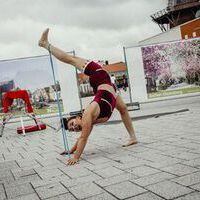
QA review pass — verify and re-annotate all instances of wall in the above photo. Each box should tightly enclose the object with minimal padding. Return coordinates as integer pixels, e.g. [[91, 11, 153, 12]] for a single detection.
[[125, 47, 148, 102], [56, 59, 81, 114], [139, 26, 181, 46], [180, 18, 200, 39]]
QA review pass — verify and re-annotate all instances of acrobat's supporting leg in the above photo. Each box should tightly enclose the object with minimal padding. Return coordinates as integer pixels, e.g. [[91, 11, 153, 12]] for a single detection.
[[0, 114, 13, 137]]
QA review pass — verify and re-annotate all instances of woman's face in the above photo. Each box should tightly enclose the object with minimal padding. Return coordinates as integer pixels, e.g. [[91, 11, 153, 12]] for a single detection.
[[67, 117, 82, 132]]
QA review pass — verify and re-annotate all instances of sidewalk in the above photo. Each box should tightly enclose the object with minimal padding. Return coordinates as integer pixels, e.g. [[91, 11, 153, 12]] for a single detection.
[[0, 96, 200, 200]]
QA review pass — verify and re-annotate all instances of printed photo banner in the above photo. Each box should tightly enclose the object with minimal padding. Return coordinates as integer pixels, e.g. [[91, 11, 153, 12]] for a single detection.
[[141, 37, 200, 99], [0, 55, 62, 116]]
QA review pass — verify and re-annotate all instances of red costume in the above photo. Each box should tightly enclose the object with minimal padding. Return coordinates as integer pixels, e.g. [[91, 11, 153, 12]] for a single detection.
[[83, 61, 116, 119]]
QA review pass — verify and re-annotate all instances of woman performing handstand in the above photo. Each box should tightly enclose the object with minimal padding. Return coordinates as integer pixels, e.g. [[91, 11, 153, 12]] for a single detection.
[[39, 28, 137, 165]]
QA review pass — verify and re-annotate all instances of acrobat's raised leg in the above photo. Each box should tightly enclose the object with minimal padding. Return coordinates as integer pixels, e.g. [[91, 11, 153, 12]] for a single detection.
[[38, 28, 88, 71]]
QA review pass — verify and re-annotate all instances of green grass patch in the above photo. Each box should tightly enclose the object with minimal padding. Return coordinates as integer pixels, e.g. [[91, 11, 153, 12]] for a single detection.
[[148, 86, 200, 99], [0, 104, 64, 120]]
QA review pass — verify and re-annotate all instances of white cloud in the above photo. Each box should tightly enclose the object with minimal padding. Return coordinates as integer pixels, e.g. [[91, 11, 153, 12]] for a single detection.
[[0, 0, 166, 62]]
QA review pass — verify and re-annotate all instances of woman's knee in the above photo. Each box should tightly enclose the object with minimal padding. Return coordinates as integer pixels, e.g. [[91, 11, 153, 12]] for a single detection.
[[116, 103, 128, 115]]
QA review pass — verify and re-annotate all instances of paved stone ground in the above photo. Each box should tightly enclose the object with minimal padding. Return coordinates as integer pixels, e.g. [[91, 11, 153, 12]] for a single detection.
[[0, 95, 200, 200]]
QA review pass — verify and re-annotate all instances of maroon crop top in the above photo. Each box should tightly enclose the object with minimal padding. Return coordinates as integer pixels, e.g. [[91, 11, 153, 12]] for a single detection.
[[83, 61, 113, 94]]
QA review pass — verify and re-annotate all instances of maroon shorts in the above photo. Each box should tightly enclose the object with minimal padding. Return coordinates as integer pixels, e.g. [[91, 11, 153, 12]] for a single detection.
[[92, 90, 116, 120]]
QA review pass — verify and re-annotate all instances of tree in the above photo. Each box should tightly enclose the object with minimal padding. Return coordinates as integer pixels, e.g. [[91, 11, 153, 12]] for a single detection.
[[141, 38, 200, 87]]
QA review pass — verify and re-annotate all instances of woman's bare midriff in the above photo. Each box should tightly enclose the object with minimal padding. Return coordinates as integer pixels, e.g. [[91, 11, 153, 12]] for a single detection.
[[97, 84, 117, 98]]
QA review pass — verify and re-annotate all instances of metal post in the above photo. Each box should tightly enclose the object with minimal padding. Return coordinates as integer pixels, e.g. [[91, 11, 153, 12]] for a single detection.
[[48, 52, 70, 158], [73, 50, 83, 112]]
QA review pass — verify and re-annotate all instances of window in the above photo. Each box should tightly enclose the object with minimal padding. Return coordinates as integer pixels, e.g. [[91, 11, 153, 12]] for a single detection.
[[176, 0, 188, 5]]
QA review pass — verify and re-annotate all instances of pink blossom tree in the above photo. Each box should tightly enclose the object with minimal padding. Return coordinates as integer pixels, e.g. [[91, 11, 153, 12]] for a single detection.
[[141, 38, 200, 89]]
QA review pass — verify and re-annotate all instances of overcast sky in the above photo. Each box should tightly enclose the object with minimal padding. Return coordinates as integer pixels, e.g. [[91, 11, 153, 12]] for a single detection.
[[0, 0, 167, 63]]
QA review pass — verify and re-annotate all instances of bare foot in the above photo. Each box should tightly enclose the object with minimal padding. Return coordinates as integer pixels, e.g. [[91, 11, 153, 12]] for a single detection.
[[38, 28, 50, 48], [122, 139, 138, 147]]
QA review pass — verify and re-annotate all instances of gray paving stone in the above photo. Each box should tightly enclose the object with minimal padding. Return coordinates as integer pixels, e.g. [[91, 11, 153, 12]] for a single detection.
[[126, 165, 161, 177], [146, 180, 193, 199], [35, 168, 64, 180], [15, 174, 41, 184], [161, 164, 199, 176], [175, 192, 200, 200], [85, 192, 117, 200], [0, 174, 15, 184], [31, 175, 70, 188], [190, 183, 200, 191], [112, 159, 151, 170], [32, 179, 58, 188], [9, 193, 40, 200], [68, 182, 104, 199], [0, 169, 13, 179], [111, 155, 148, 163], [0, 96, 200, 200], [131, 152, 164, 162], [45, 192, 76, 200], [36, 158, 64, 167], [0, 184, 6, 200], [95, 172, 138, 187], [21, 164, 42, 171], [183, 158, 200, 168], [93, 166, 124, 178], [61, 174, 102, 188], [127, 192, 164, 200], [16, 159, 40, 168], [104, 181, 146, 199], [85, 156, 112, 165], [4, 182, 34, 199], [85, 163, 112, 171], [144, 142, 176, 151], [12, 169, 36, 179], [35, 182, 68, 199], [126, 145, 152, 153], [0, 160, 19, 170], [172, 172, 200, 186], [132, 172, 176, 187], [3, 153, 23, 161], [147, 158, 183, 169], [170, 152, 200, 160], [60, 166, 92, 178]]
